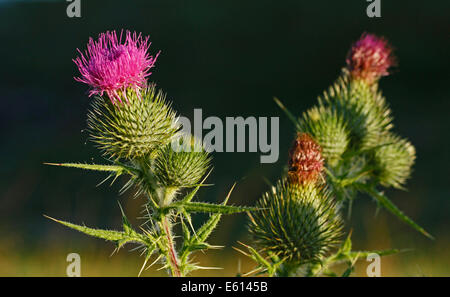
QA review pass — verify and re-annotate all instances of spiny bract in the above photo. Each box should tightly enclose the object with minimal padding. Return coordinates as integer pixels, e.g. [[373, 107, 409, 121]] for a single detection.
[[87, 85, 178, 160], [249, 180, 343, 264], [154, 135, 211, 188]]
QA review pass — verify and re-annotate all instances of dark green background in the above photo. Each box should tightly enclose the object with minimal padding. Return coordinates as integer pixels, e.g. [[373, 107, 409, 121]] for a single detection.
[[0, 0, 448, 275]]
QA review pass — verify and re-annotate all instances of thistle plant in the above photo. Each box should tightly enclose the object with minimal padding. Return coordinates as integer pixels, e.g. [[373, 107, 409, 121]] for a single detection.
[[237, 33, 429, 277], [242, 134, 344, 276], [45, 30, 254, 277]]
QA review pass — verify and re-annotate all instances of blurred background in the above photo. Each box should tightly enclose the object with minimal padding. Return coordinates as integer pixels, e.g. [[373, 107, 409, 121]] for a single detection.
[[0, 0, 449, 276]]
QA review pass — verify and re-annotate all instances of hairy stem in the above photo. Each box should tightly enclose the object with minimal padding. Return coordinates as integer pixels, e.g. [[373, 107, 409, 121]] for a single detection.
[[139, 156, 183, 277], [158, 186, 182, 276], [161, 216, 182, 277]]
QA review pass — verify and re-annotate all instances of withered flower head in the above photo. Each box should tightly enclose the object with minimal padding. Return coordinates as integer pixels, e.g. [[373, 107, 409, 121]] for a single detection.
[[288, 133, 324, 185]]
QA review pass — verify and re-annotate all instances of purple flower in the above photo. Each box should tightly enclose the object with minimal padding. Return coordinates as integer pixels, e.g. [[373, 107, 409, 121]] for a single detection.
[[74, 30, 160, 104], [346, 33, 395, 84]]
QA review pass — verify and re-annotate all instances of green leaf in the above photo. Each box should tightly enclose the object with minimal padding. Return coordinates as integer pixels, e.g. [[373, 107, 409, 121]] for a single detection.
[[117, 202, 132, 234], [184, 243, 210, 252], [273, 97, 298, 126], [180, 184, 237, 273], [181, 183, 202, 204], [234, 242, 272, 271], [245, 245, 272, 270], [181, 169, 213, 204], [233, 241, 285, 277], [313, 239, 401, 277], [196, 213, 222, 243], [44, 215, 148, 246], [44, 162, 140, 184], [341, 266, 354, 277], [340, 231, 353, 254], [355, 183, 434, 239], [322, 271, 338, 277], [348, 249, 401, 259], [45, 162, 125, 173], [138, 250, 154, 277], [340, 251, 360, 277], [329, 248, 401, 268], [196, 183, 236, 242], [181, 217, 191, 242], [164, 183, 255, 215], [181, 184, 236, 258], [182, 202, 256, 214]]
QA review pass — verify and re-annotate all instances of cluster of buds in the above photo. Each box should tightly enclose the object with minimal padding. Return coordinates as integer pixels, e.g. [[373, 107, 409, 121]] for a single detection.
[[247, 32, 423, 276]]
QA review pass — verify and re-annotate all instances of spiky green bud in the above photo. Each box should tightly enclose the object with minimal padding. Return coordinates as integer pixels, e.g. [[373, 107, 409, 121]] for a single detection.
[[372, 133, 416, 189], [297, 106, 349, 166], [154, 135, 211, 188], [249, 180, 343, 265], [87, 85, 178, 160], [319, 73, 393, 150]]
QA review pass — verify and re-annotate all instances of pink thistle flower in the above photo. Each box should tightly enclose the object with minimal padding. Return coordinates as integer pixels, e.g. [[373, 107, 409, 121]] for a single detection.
[[288, 133, 324, 185], [73, 30, 160, 104], [346, 33, 395, 84]]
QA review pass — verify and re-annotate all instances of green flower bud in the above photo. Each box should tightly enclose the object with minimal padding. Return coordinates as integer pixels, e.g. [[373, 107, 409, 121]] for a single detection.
[[298, 106, 349, 166], [154, 135, 211, 188], [249, 180, 343, 265], [87, 85, 178, 160], [372, 133, 416, 189], [320, 73, 393, 151]]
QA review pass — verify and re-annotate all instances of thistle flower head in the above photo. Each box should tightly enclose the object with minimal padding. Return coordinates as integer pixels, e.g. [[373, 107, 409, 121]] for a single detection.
[[74, 30, 160, 104], [87, 85, 178, 160], [249, 180, 343, 265], [288, 133, 324, 185], [346, 33, 395, 84]]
